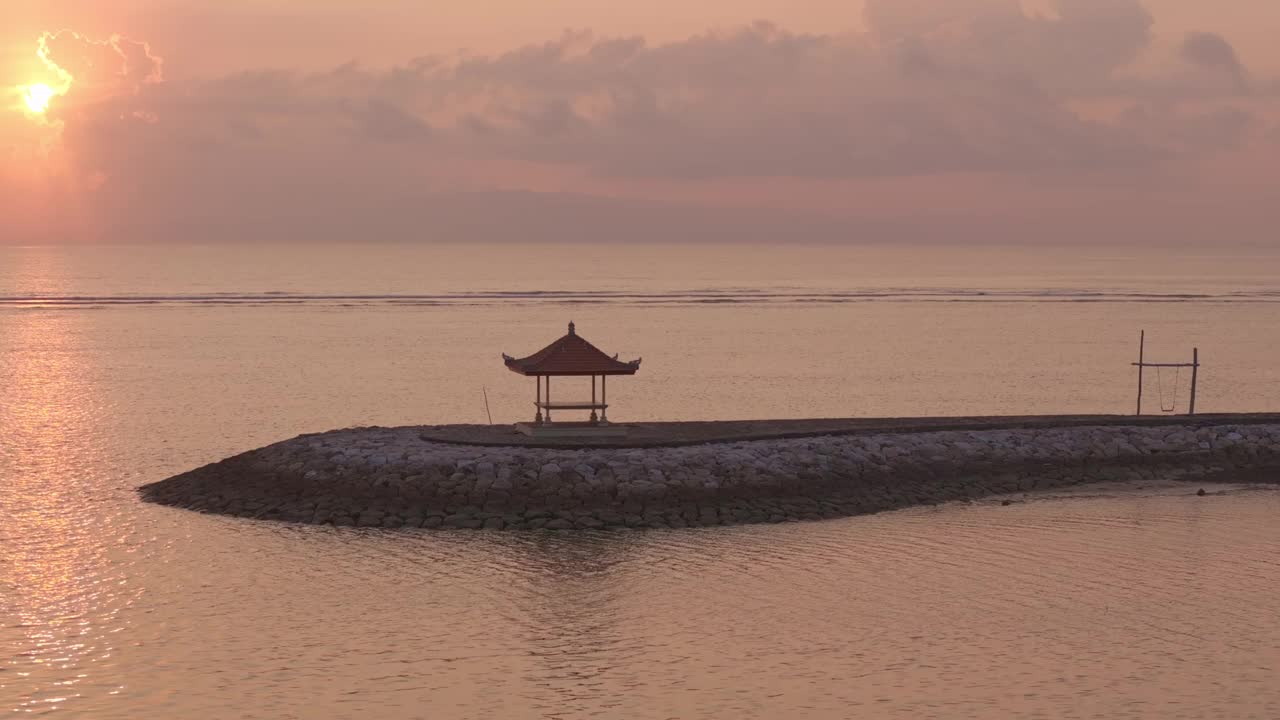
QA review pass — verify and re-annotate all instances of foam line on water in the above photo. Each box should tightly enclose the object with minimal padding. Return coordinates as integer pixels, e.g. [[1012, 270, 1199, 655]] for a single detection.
[[1, 287, 1277, 309]]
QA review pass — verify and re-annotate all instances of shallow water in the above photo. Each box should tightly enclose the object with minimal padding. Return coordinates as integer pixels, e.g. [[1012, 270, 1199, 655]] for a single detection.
[[9, 480, 1280, 719], [2, 242, 1279, 718]]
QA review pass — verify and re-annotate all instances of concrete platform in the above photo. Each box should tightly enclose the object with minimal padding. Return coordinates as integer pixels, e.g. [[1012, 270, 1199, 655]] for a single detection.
[[417, 413, 1280, 449], [515, 422, 629, 438]]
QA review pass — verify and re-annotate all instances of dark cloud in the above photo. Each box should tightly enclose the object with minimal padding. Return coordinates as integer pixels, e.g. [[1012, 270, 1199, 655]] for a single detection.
[[1180, 32, 1248, 90], [864, 0, 1153, 90], [1118, 103, 1257, 152], [326, 17, 1169, 179], [1178, 107, 1256, 150], [349, 99, 432, 143]]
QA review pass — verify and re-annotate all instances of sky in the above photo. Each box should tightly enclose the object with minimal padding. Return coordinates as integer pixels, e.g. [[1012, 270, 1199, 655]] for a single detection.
[[1, 0, 1278, 244]]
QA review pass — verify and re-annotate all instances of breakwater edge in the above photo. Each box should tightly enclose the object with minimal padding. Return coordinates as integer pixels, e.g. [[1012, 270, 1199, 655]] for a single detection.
[[140, 416, 1280, 529]]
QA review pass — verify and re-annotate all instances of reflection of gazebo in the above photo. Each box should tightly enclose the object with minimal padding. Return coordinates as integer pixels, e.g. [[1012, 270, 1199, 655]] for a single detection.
[[504, 322, 641, 434]]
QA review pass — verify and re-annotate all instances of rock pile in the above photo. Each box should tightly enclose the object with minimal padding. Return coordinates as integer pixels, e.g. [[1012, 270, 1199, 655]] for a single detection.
[[140, 423, 1280, 529]]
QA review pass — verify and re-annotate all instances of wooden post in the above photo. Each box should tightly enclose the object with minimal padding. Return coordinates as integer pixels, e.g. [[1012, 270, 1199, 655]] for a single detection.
[[546, 375, 552, 423], [1189, 348, 1199, 416], [535, 376, 543, 424], [590, 375, 598, 424], [1136, 330, 1145, 416], [601, 375, 608, 423]]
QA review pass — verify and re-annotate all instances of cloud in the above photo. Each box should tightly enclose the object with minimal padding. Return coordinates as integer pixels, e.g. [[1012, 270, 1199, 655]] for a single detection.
[[50, 8, 1253, 182], [326, 18, 1168, 179], [1179, 32, 1248, 90], [1117, 103, 1257, 152], [39, 30, 163, 96], [349, 99, 433, 143], [4, 1, 1279, 244], [864, 0, 1153, 91]]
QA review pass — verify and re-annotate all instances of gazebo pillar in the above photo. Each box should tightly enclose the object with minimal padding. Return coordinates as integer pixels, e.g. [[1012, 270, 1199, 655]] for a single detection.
[[535, 376, 543, 424], [590, 375, 599, 423], [600, 375, 608, 424]]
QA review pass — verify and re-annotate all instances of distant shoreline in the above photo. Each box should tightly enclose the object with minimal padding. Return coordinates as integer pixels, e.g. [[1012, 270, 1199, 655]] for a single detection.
[[140, 415, 1280, 530]]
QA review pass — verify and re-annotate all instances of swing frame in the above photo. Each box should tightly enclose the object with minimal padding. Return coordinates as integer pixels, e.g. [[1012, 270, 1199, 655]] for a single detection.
[[1132, 330, 1200, 416]]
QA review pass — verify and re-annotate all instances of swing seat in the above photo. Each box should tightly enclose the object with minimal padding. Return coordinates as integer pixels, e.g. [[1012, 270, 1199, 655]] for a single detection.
[[1155, 366, 1181, 413]]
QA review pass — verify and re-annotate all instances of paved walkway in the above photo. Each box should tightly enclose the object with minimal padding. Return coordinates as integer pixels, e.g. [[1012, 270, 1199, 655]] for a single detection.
[[414, 413, 1280, 449]]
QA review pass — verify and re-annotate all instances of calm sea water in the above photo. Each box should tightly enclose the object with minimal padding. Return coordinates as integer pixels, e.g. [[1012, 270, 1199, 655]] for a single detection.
[[2, 242, 1279, 718]]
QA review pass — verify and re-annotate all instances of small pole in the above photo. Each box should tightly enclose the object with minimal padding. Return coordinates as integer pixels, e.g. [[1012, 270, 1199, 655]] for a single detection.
[[535, 376, 543, 424], [1189, 348, 1199, 416], [601, 375, 608, 424], [1136, 330, 1145, 416], [483, 386, 493, 425], [546, 375, 552, 423]]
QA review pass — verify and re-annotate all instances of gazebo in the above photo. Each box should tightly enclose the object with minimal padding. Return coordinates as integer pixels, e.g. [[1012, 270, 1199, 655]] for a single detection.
[[503, 321, 641, 434]]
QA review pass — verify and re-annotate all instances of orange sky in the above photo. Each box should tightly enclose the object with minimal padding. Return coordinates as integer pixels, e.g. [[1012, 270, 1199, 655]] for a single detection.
[[2, 0, 1278, 244], [7, 0, 1280, 77]]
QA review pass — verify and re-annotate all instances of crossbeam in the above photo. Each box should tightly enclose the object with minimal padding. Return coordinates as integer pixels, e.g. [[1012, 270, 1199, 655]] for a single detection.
[[1131, 362, 1199, 368]]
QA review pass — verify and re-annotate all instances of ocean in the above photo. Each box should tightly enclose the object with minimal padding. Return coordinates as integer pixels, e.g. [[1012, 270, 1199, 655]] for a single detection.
[[2, 241, 1279, 718]]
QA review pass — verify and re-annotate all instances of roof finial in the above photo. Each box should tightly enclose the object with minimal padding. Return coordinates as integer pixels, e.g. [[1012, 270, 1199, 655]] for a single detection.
[[568, 320, 576, 336]]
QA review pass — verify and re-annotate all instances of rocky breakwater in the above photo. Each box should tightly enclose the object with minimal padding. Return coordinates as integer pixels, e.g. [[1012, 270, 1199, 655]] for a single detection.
[[141, 423, 1280, 529]]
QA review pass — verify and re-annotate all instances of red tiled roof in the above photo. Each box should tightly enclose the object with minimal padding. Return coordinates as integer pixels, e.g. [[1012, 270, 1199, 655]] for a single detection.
[[504, 322, 641, 376]]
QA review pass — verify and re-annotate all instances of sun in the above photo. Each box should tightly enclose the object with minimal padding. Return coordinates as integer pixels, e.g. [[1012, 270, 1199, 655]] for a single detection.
[[23, 83, 56, 114]]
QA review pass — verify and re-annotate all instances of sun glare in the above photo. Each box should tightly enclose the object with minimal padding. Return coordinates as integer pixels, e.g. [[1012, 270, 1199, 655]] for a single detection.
[[23, 84, 56, 114]]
